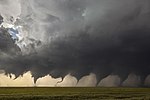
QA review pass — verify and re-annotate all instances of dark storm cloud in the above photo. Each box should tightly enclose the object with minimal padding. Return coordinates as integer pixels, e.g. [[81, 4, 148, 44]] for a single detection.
[[0, 0, 150, 86], [0, 28, 20, 55]]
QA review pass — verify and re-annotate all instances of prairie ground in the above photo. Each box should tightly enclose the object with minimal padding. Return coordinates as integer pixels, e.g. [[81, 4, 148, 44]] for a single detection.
[[0, 87, 149, 100]]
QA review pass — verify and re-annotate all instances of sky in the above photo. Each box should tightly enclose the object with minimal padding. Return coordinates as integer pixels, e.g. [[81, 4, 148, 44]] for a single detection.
[[0, 0, 150, 87]]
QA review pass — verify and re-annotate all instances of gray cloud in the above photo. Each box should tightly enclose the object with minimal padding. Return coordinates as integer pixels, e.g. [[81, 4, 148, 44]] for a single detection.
[[0, 28, 20, 55], [0, 0, 150, 86]]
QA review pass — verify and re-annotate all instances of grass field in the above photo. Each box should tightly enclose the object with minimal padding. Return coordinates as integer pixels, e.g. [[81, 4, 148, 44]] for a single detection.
[[0, 87, 149, 100]]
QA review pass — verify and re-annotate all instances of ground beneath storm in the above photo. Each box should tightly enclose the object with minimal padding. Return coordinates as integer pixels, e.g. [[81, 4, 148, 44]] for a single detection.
[[0, 87, 149, 100]]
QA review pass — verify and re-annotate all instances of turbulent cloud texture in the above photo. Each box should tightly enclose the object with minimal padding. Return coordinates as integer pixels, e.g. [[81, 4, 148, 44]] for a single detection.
[[0, 0, 150, 86]]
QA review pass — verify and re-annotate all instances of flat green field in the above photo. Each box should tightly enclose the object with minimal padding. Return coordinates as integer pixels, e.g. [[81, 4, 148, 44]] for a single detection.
[[0, 87, 149, 100]]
